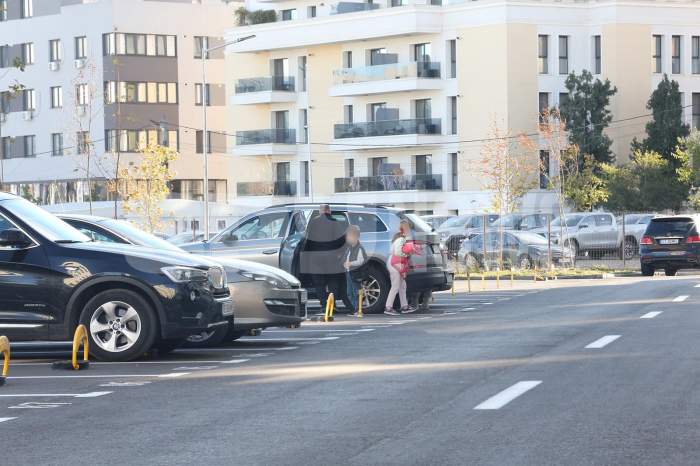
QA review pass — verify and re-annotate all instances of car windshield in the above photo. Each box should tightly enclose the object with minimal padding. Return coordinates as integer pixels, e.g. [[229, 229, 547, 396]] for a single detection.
[[646, 218, 697, 237], [515, 232, 549, 245], [4, 198, 90, 243], [551, 214, 584, 227], [490, 215, 519, 228], [102, 219, 183, 252], [440, 216, 468, 229], [404, 214, 433, 233]]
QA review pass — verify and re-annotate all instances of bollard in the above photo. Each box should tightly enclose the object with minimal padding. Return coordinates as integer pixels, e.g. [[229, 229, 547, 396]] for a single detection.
[[0, 335, 9, 387], [510, 267, 514, 287], [496, 268, 500, 289], [357, 289, 364, 318], [323, 293, 335, 322], [481, 274, 485, 291], [467, 268, 471, 294], [52, 324, 90, 370]]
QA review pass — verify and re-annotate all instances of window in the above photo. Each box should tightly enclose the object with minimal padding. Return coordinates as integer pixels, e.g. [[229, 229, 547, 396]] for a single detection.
[[301, 161, 309, 196], [693, 93, 700, 130], [103, 33, 176, 57], [51, 133, 63, 156], [413, 43, 431, 62], [369, 48, 387, 66], [75, 36, 87, 59], [344, 159, 355, 178], [298, 56, 307, 92], [299, 109, 308, 143], [21, 0, 32, 18], [370, 157, 387, 176], [344, 105, 354, 124], [539, 150, 550, 189], [276, 162, 291, 182], [194, 36, 208, 59], [450, 153, 458, 191], [105, 129, 178, 152], [22, 43, 34, 65], [653, 35, 662, 73], [370, 102, 386, 122], [343, 51, 352, 68], [104, 81, 178, 104], [195, 130, 212, 154], [595, 214, 613, 227], [23, 89, 35, 111], [348, 212, 387, 233], [414, 98, 431, 120], [124, 33, 146, 55], [221, 212, 290, 243], [308, 5, 316, 18], [415, 155, 432, 175], [23, 135, 35, 157], [693, 37, 700, 74], [558, 36, 568, 74], [281, 9, 297, 20], [195, 83, 210, 106], [593, 35, 601, 74], [672, 35, 681, 74], [76, 83, 89, 106], [49, 39, 62, 62], [0, 0, 7, 21], [450, 96, 457, 135], [1, 136, 10, 159], [538, 35, 548, 74], [538, 92, 549, 123], [50, 86, 63, 108], [448, 39, 457, 78], [76, 131, 90, 154]]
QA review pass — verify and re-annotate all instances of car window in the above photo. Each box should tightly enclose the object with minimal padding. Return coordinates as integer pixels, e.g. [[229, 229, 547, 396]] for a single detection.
[[646, 218, 698, 237], [580, 216, 596, 228], [65, 220, 121, 243], [595, 215, 613, 226], [289, 212, 307, 235], [440, 216, 468, 229], [222, 212, 289, 242], [348, 212, 387, 233], [503, 233, 519, 248], [0, 213, 15, 233]]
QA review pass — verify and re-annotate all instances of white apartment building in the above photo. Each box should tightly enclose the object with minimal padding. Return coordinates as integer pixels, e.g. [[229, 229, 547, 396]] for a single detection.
[[0, 0, 238, 233], [224, 0, 700, 215]]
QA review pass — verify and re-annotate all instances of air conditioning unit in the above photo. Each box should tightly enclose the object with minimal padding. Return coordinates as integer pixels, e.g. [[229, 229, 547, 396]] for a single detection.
[[76, 105, 87, 116], [74, 58, 86, 69], [48, 61, 60, 72], [23, 110, 34, 121]]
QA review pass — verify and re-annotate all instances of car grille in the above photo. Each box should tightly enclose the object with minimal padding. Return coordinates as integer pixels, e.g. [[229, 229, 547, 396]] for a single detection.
[[264, 299, 300, 316]]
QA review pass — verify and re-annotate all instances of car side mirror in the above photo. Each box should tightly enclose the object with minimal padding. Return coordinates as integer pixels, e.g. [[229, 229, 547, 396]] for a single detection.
[[579, 224, 589, 229], [224, 234, 238, 244], [0, 228, 31, 248]]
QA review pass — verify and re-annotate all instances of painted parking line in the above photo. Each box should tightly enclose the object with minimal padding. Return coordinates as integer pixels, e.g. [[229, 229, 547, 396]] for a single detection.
[[694, 284, 700, 288], [264, 329, 375, 333], [8, 373, 190, 380], [0, 391, 112, 398], [474, 381, 542, 410], [0, 417, 17, 423], [640, 311, 663, 319], [238, 337, 339, 342], [673, 295, 689, 302], [585, 335, 621, 349], [12, 358, 250, 367], [175, 346, 299, 353]]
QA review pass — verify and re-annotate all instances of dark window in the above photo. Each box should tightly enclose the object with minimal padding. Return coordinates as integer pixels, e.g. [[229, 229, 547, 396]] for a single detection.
[[693, 93, 700, 130], [348, 212, 387, 232], [672, 35, 681, 74], [75, 36, 87, 59], [539, 92, 549, 123], [593, 35, 601, 74], [345, 159, 354, 177], [449, 39, 456, 78], [23, 135, 35, 157], [538, 35, 548, 74], [558, 35, 568, 74], [450, 96, 457, 135], [196, 130, 212, 154], [281, 9, 296, 20], [450, 153, 458, 191], [415, 155, 432, 175], [693, 36, 700, 74], [653, 35, 662, 73], [646, 218, 697, 237], [51, 133, 63, 156], [559, 92, 569, 109]]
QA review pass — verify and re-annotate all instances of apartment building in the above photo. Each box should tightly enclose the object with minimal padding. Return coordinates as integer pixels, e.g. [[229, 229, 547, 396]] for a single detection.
[[224, 0, 700, 215], [0, 0, 236, 232]]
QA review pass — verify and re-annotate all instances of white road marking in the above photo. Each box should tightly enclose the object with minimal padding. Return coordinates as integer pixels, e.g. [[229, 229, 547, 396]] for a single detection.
[[0, 417, 17, 423], [694, 284, 700, 288], [9, 373, 189, 380], [461, 307, 476, 311], [238, 337, 339, 342], [585, 335, 621, 349], [474, 381, 542, 410], [159, 372, 189, 378], [99, 381, 151, 387], [483, 303, 493, 305], [9, 402, 71, 409], [640, 311, 663, 319], [0, 391, 111, 398], [442, 312, 457, 315], [173, 366, 218, 371], [12, 359, 250, 366], [266, 328, 375, 333], [174, 346, 299, 353], [673, 295, 689, 302]]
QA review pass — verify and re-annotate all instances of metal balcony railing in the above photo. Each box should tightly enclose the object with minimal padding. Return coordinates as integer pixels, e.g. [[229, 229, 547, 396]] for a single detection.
[[237, 180, 297, 196], [235, 76, 296, 94], [332, 61, 441, 85], [331, 2, 380, 14], [236, 128, 297, 145], [334, 174, 442, 192], [334, 118, 441, 139]]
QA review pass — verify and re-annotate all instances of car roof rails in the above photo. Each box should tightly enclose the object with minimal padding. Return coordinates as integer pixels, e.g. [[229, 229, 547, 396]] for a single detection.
[[266, 202, 391, 209]]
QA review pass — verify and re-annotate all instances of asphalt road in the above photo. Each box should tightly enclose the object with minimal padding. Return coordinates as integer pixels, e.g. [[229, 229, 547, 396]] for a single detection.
[[1, 277, 700, 465]]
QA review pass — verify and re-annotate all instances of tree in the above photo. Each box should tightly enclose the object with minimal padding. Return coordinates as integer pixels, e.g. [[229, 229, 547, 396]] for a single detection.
[[120, 144, 177, 233], [631, 75, 689, 163], [559, 70, 618, 165]]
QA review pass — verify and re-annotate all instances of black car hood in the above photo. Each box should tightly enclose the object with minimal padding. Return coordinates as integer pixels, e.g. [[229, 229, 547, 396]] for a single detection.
[[60, 241, 221, 268]]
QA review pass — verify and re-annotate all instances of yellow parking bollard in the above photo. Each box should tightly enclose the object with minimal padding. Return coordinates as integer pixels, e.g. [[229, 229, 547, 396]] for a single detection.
[[481, 274, 485, 291], [52, 324, 90, 370], [496, 269, 500, 289], [0, 335, 10, 387], [357, 289, 364, 318], [323, 293, 335, 322]]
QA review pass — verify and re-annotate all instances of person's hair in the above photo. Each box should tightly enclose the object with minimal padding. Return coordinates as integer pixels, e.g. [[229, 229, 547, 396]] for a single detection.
[[392, 219, 411, 242], [347, 224, 360, 236], [319, 204, 331, 214]]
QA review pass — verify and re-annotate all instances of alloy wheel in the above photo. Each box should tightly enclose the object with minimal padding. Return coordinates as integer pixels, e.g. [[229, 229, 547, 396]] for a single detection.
[[89, 301, 142, 353], [361, 276, 381, 308]]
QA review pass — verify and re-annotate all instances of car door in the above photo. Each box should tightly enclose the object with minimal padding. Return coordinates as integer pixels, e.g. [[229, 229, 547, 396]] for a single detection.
[[595, 214, 617, 248], [0, 211, 52, 339], [577, 215, 596, 249], [208, 211, 291, 266], [279, 210, 308, 274]]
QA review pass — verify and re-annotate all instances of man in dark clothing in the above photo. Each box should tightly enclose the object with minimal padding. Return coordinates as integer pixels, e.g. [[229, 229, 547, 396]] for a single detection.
[[299, 204, 348, 310]]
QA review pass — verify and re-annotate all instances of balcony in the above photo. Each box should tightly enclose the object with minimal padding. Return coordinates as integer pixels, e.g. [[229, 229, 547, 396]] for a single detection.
[[237, 181, 297, 197], [331, 2, 380, 15], [334, 174, 442, 193], [332, 118, 444, 149], [330, 61, 442, 96], [232, 76, 297, 105], [232, 128, 297, 156]]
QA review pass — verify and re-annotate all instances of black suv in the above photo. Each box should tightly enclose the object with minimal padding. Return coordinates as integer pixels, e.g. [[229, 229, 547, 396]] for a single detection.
[[640, 215, 700, 276], [0, 193, 232, 361]]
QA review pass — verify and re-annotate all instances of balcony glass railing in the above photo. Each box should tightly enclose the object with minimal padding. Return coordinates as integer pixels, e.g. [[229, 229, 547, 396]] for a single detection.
[[235, 76, 295, 94], [334, 118, 441, 139], [335, 174, 442, 193], [333, 61, 440, 85], [236, 128, 297, 145], [237, 181, 297, 196], [331, 2, 380, 15]]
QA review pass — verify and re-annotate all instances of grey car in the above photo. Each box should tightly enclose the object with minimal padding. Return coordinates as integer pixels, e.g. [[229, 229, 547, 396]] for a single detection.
[[437, 214, 500, 258], [532, 212, 623, 258], [59, 214, 306, 348], [181, 204, 453, 314]]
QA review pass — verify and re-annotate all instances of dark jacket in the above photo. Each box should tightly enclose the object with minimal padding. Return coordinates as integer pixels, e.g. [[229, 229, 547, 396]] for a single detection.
[[299, 213, 348, 275], [344, 242, 368, 280]]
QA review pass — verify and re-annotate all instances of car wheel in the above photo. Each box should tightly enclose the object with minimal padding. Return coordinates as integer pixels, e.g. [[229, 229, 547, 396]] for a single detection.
[[80, 289, 157, 362], [623, 237, 638, 260], [517, 254, 533, 270], [153, 338, 186, 355], [641, 264, 655, 277], [360, 264, 389, 314], [183, 325, 230, 348], [665, 268, 678, 277]]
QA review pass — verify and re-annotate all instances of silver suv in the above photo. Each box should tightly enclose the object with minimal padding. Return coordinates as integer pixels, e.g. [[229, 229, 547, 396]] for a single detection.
[[532, 212, 623, 258], [181, 204, 453, 313]]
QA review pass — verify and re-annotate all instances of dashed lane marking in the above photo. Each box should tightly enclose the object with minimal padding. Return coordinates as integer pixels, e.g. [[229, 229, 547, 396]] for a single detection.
[[585, 335, 621, 349], [238, 337, 340, 342], [474, 381, 542, 410], [640, 311, 663, 319], [673, 295, 689, 302], [0, 391, 112, 398], [0, 417, 17, 423]]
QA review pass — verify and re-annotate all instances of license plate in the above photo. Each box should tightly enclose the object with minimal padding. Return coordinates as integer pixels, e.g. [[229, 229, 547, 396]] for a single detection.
[[659, 239, 679, 245], [221, 300, 234, 316], [670, 251, 685, 256]]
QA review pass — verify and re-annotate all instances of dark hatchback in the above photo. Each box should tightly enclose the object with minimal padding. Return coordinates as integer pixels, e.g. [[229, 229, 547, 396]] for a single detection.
[[0, 193, 232, 361], [640, 215, 700, 276]]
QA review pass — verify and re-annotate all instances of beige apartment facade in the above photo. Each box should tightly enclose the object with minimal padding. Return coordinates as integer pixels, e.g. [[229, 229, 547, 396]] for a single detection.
[[224, 0, 700, 215]]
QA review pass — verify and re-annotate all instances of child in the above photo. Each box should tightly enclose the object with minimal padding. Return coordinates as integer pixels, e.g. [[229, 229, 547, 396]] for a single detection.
[[343, 225, 367, 315]]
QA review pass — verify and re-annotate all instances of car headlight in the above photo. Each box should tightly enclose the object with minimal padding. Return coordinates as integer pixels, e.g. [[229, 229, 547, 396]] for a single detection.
[[161, 266, 208, 283], [207, 265, 227, 289], [240, 271, 291, 289]]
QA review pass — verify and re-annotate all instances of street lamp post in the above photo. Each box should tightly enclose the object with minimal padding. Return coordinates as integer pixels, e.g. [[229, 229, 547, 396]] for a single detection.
[[201, 34, 254, 239]]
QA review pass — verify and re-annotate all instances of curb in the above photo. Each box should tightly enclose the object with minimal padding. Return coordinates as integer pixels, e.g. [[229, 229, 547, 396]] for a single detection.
[[454, 272, 636, 281]]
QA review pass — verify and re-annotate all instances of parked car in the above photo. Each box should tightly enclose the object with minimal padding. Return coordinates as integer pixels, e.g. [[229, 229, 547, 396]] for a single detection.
[[532, 212, 623, 258], [168, 230, 218, 246], [458, 231, 575, 270], [488, 213, 550, 232], [181, 204, 453, 314], [437, 214, 500, 258], [618, 213, 655, 259], [59, 214, 305, 348], [421, 215, 453, 231], [0, 193, 232, 361], [639, 215, 700, 276]]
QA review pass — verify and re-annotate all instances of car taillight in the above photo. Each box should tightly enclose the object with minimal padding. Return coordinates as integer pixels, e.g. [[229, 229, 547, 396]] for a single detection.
[[687, 235, 700, 243], [640, 236, 653, 245]]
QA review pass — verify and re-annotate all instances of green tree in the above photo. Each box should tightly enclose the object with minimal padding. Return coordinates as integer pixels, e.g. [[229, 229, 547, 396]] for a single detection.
[[559, 70, 618, 165], [631, 75, 689, 163]]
